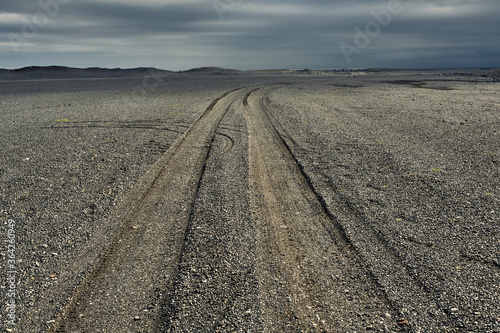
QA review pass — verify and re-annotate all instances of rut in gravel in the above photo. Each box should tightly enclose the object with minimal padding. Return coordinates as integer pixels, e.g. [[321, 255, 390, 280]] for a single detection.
[[48, 85, 399, 332], [244, 87, 398, 332], [156, 90, 262, 332], [47, 88, 252, 333]]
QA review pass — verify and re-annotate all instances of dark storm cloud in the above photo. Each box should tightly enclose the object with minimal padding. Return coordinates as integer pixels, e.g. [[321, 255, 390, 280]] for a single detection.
[[1, 0, 499, 69], [65, 2, 213, 32]]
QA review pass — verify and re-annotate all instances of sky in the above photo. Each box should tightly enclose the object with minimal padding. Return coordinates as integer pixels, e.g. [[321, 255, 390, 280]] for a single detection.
[[0, 0, 499, 70]]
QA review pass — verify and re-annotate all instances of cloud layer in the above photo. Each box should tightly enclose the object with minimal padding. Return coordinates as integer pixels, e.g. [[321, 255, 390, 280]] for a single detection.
[[1, 0, 499, 69]]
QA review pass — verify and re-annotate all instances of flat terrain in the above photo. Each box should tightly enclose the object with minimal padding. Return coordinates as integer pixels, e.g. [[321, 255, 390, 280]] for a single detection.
[[1, 69, 498, 332]]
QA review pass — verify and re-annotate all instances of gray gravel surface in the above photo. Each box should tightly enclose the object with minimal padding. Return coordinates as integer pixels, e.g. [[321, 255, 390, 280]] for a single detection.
[[0, 75, 223, 332], [1, 69, 498, 332], [158, 97, 262, 332], [0, 73, 312, 332], [267, 73, 499, 332]]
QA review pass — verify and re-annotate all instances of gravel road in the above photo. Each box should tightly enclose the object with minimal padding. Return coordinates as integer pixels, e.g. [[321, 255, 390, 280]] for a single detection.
[[1, 69, 498, 332], [266, 75, 499, 332]]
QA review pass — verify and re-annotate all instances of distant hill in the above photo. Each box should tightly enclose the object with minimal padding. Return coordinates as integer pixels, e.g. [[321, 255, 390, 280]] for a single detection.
[[294, 69, 326, 75], [181, 67, 240, 75], [0, 66, 173, 79], [0, 65, 246, 79], [13, 65, 80, 72]]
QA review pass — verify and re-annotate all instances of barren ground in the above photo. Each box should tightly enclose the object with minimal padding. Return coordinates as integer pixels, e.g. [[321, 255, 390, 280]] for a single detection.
[[1, 70, 498, 332]]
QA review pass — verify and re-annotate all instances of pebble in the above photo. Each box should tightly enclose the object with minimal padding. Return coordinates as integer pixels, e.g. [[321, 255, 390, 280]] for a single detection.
[[398, 318, 409, 326]]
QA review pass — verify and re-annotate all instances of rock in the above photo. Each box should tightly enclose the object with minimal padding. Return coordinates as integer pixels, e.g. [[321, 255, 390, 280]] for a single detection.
[[398, 318, 409, 326]]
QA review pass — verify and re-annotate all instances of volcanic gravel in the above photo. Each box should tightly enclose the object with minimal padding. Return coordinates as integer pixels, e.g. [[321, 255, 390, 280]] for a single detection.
[[1, 69, 498, 332], [0, 72, 312, 332], [267, 74, 499, 332]]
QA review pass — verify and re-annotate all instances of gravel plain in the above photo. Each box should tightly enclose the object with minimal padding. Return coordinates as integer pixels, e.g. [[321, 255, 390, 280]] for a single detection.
[[267, 73, 499, 332], [0, 68, 498, 332]]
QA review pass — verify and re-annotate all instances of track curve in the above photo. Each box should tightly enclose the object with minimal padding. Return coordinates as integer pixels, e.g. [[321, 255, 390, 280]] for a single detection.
[[245, 87, 398, 332], [47, 84, 403, 332], [47, 87, 254, 332]]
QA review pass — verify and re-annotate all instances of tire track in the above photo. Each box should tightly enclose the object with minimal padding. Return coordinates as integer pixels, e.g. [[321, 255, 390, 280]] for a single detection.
[[214, 131, 235, 156], [156, 91, 261, 332], [260, 91, 451, 331], [45, 83, 413, 332], [47, 87, 251, 333], [245, 87, 399, 332]]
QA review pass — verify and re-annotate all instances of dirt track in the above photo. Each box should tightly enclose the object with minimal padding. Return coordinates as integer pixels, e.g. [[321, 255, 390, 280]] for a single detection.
[[1, 71, 499, 332], [40, 85, 401, 332], [245, 87, 398, 331], [46, 88, 250, 332]]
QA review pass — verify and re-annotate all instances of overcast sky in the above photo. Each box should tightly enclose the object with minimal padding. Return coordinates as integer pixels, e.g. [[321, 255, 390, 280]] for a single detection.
[[1, 0, 499, 70]]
